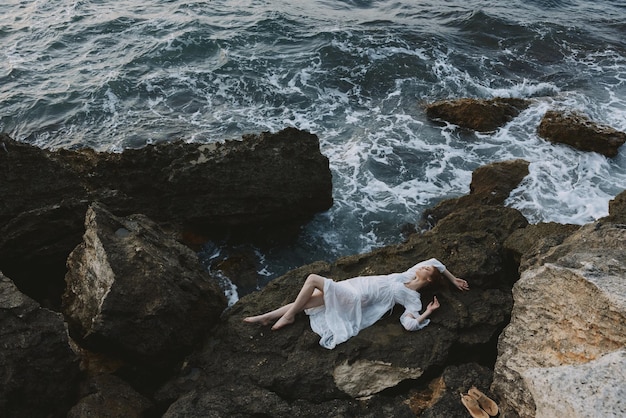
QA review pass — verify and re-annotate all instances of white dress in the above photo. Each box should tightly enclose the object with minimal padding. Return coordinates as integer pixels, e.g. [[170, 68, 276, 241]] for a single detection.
[[306, 258, 446, 349]]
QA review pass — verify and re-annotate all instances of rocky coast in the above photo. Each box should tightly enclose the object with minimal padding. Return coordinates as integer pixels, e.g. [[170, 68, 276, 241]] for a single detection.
[[1, 100, 624, 417]]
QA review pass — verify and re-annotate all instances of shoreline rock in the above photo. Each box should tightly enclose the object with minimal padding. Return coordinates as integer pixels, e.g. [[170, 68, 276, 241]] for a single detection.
[[0, 128, 332, 309], [0, 272, 80, 418], [538, 110, 626, 157], [425, 98, 531, 132], [1, 121, 624, 417], [63, 203, 227, 367], [492, 220, 626, 417], [424, 98, 626, 158], [152, 158, 532, 416]]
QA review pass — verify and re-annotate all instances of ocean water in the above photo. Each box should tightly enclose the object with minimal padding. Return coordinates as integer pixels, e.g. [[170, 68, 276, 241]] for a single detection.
[[2, 0, 625, 300]]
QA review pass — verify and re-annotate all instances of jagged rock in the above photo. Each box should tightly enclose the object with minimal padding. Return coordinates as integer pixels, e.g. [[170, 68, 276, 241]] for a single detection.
[[492, 221, 626, 417], [62, 203, 227, 367], [421, 159, 530, 229], [537, 110, 626, 157], [67, 374, 153, 418], [504, 222, 581, 270], [0, 272, 80, 417], [605, 189, 626, 223], [425, 98, 531, 132], [161, 380, 417, 418], [0, 199, 88, 310], [0, 128, 332, 307]]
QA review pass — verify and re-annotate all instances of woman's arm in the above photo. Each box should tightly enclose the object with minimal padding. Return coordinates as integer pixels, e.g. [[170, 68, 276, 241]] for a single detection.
[[403, 258, 469, 291], [400, 296, 440, 331], [442, 269, 469, 291], [402, 258, 446, 279]]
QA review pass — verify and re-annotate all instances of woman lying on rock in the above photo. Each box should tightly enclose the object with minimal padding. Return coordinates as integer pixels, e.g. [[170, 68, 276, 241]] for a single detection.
[[244, 258, 469, 349]]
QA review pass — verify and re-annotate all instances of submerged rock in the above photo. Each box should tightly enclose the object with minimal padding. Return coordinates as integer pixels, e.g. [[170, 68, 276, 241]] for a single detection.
[[425, 97, 531, 132], [63, 203, 227, 366], [537, 110, 626, 157], [0, 272, 80, 417]]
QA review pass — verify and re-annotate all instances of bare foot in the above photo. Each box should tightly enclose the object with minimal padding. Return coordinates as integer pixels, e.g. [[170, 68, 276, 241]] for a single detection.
[[243, 314, 272, 326], [271, 315, 294, 330]]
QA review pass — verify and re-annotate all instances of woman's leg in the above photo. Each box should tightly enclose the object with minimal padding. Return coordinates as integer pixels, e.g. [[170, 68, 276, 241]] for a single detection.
[[271, 274, 326, 330], [243, 274, 326, 327]]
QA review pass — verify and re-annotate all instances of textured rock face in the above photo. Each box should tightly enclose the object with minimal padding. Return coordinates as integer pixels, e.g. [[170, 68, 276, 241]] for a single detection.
[[0, 128, 332, 307], [537, 110, 626, 157], [332, 359, 423, 398], [606, 189, 626, 223], [0, 272, 80, 417], [67, 374, 153, 418], [63, 203, 227, 365], [421, 159, 529, 229], [492, 222, 626, 418], [425, 98, 531, 132], [0, 128, 332, 229]]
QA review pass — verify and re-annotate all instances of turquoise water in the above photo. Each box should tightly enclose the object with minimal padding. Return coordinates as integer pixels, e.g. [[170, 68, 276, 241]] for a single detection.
[[2, 0, 625, 297]]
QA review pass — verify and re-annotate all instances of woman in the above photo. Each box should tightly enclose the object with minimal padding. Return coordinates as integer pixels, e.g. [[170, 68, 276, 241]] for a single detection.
[[244, 258, 469, 349]]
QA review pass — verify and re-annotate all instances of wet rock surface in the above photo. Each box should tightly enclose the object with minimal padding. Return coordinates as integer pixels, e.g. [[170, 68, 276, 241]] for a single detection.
[[425, 97, 531, 132], [537, 110, 626, 157], [420, 158, 529, 230]]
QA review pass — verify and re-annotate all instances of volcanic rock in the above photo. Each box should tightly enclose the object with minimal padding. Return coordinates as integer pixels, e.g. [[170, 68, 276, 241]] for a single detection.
[[425, 98, 531, 132], [537, 110, 626, 157], [0, 272, 80, 417], [62, 203, 227, 367]]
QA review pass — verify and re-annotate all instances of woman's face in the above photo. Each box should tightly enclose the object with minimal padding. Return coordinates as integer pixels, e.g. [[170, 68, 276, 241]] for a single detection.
[[416, 265, 436, 280]]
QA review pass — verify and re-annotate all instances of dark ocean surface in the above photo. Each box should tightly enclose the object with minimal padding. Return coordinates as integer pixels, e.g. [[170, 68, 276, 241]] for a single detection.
[[2, 0, 625, 302]]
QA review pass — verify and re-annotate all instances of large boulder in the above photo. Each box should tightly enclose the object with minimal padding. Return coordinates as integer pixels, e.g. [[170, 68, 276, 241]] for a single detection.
[[62, 203, 227, 367], [0, 128, 331, 229], [537, 110, 626, 157], [0, 272, 80, 417], [492, 221, 626, 417], [0, 128, 332, 307], [425, 98, 531, 132]]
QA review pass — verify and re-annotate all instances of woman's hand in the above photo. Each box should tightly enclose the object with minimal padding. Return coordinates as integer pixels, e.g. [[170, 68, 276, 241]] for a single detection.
[[426, 296, 440, 313], [452, 277, 469, 291]]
